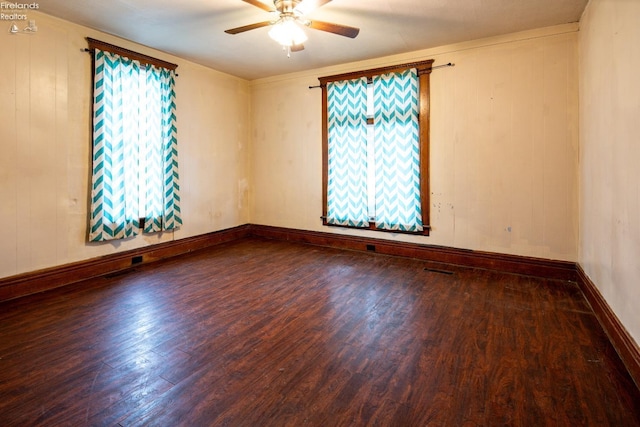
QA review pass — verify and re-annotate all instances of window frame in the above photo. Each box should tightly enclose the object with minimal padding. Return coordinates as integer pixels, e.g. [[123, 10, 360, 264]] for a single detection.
[[86, 38, 178, 71], [319, 59, 434, 236]]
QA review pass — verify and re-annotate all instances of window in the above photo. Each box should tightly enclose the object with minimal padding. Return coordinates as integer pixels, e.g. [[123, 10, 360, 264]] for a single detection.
[[319, 60, 433, 235], [87, 38, 181, 242]]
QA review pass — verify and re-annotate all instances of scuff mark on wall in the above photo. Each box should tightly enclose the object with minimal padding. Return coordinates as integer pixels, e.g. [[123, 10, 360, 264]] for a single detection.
[[238, 178, 249, 210]]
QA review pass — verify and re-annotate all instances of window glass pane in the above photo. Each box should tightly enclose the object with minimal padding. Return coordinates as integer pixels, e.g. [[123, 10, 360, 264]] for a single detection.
[[366, 83, 375, 220], [366, 83, 374, 116]]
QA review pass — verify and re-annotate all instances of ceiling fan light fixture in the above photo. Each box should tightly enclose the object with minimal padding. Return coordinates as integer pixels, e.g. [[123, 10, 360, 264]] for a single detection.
[[268, 18, 307, 47]]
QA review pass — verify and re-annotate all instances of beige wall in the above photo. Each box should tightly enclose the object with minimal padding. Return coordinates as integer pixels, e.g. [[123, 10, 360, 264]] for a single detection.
[[0, 12, 250, 279], [579, 0, 640, 346], [250, 25, 579, 262]]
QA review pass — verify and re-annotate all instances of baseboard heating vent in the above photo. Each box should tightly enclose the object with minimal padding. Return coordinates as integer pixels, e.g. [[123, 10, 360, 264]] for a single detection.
[[366, 244, 376, 252], [131, 255, 143, 265], [104, 269, 136, 279], [423, 267, 454, 275]]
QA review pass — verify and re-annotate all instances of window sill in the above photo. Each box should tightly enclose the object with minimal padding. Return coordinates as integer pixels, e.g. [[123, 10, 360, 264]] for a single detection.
[[321, 218, 430, 236]]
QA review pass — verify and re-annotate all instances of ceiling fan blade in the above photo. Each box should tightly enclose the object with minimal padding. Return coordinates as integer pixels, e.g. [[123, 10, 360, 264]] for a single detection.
[[224, 21, 272, 35], [241, 0, 276, 12], [308, 20, 360, 38], [295, 0, 332, 15], [291, 43, 305, 52]]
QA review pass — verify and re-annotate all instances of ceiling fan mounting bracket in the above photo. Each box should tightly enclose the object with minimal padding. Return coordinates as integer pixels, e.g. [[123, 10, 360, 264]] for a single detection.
[[273, 0, 303, 14]]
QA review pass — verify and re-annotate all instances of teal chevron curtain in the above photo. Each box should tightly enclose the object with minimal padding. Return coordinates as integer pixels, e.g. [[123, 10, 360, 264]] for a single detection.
[[326, 77, 370, 228], [142, 66, 181, 234], [373, 69, 423, 232], [89, 48, 181, 242]]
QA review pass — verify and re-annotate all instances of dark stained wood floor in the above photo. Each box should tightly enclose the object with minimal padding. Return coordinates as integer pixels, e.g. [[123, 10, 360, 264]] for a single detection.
[[0, 237, 639, 426]]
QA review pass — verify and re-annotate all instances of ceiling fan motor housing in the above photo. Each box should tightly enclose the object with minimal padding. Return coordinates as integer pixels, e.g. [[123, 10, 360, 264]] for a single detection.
[[274, 0, 302, 14]]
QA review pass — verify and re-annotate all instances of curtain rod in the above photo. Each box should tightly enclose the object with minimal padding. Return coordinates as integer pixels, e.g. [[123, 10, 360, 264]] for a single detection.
[[308, 62, 455, 89]]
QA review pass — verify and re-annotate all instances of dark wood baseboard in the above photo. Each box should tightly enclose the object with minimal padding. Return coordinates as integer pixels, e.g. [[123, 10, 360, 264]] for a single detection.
[[576, 264, 640, 389], [248, 224, 577, 281], [0, 224, 576, 304], [0, 225, 251, 303]]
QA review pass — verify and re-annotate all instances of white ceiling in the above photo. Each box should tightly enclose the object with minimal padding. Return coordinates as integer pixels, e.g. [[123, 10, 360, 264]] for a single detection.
[[38, 0, 588, 80]]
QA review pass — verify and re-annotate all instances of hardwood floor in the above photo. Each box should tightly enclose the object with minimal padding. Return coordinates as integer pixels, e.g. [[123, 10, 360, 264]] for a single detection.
[[0, 237, 638, 426]]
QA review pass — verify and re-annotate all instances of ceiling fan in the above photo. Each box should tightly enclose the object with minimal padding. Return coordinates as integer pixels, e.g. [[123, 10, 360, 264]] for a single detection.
[[224, 0, 360, 54]]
